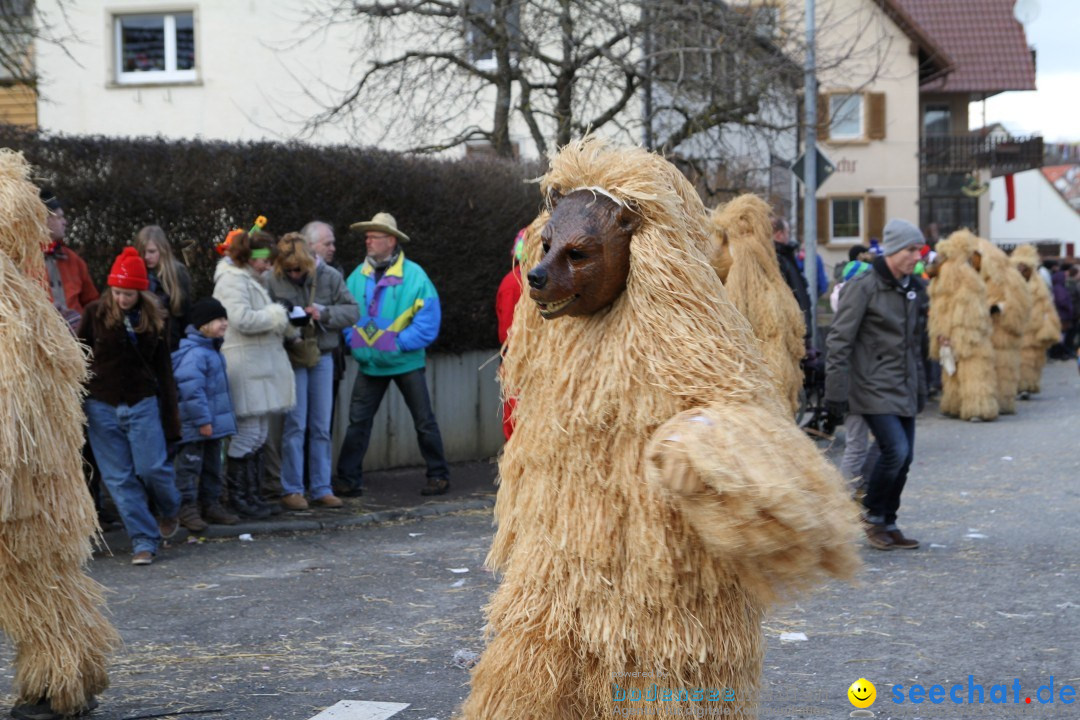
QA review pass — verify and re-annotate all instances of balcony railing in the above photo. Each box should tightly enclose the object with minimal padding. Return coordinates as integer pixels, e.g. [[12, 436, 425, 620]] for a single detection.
[[921, 135, 1044, 176]]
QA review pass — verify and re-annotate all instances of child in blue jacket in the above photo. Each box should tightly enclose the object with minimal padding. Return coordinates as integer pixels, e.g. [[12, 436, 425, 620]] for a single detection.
[[171, 298, 239, 530]]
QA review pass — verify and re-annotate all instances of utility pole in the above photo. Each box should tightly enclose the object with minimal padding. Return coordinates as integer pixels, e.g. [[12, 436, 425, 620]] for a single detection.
[[803, 0, 819, 349]]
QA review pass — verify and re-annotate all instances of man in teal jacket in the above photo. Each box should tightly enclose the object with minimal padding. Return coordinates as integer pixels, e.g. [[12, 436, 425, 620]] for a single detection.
[[336, 213, 450, 496]]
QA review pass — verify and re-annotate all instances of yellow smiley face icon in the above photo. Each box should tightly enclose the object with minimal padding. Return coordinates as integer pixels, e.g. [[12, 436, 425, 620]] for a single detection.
[[848, 678, 876, 708]]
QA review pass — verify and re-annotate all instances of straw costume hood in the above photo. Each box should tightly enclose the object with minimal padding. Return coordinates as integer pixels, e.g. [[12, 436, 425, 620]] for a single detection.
[[0, 150, 118, 716], [975, 237, 1031, 414], [708, 195, 806, 416], [461, 138, 858, 719], [928, 230, 998, 421], [1010, 244, 1061, 395]]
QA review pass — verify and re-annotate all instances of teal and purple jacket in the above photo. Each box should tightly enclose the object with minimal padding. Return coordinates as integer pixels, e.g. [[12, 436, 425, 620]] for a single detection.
[[343, 252, 441, 376]]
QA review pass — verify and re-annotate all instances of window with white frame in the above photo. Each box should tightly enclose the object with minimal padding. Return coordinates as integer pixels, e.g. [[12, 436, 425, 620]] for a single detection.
[[829, 93, 863, 140], [114, 12, 195, 85], [831, 198, 863, 243]]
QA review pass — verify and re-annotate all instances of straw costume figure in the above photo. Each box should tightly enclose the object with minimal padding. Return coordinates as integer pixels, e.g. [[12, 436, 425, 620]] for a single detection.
[[461, 138, 859, 720], [1010, 244, 1061, 397], [975, 237, 1031, 414], [708, 195, 805, 416], [927, 230, 998, 421], [0, 150, 118, 718]]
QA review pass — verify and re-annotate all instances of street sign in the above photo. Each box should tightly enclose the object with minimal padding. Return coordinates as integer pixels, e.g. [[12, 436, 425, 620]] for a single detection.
[[790, 150, 836, 188]]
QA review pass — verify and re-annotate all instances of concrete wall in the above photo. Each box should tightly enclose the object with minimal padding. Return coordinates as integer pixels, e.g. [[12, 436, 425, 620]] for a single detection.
[[331, 350, 506, 471]]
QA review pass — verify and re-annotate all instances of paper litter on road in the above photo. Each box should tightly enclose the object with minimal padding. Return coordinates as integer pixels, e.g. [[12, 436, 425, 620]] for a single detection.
[[965, 533, 988, 539], [929, 543, 947, 549], [451, 579, 466, 588], [448, 568, 469, 573], [238, 533, 253, 542], [779, 632, 808, 642], [408, 533, 424, 537], [1001, 456, 1013, 461], [306, 700, 410, 720]]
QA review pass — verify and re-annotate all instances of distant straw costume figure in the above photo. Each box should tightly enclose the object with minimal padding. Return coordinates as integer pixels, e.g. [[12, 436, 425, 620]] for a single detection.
[[974, 237, 1031, 414], [0, 150, 118, 717], [1010, 244, 1061, 396], [460, 138, 859, 720], [708, 195, 805, 415], [928, 230, 998, 421]]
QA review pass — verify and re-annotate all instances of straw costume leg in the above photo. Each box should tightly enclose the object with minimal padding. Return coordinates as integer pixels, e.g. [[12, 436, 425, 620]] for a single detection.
[[0, 149, 118, 717]]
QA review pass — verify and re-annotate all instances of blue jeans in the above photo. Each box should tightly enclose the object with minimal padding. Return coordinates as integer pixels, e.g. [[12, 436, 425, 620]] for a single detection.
[[282, 353, 334, 499], [174, 438, 224, 505], [337, 368, 449, 491], [85, 396, 181, 555], [862, 414, 915, 528]]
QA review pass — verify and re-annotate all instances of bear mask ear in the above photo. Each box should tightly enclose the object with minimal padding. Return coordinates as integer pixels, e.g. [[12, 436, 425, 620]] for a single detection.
[[616, 202, 642, 235], [545, 188, 565, 212]]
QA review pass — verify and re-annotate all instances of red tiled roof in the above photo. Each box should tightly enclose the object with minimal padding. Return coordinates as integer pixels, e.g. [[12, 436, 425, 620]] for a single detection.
[[891, 0, 1036, 94]]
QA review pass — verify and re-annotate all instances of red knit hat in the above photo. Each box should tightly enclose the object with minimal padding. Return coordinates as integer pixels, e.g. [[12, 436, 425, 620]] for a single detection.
[[108, 247, 149, 290]]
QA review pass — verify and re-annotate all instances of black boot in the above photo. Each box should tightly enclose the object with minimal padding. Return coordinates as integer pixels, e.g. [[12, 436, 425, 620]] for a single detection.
[[247, 449, 282, 516], [226, 455, 269, 519]]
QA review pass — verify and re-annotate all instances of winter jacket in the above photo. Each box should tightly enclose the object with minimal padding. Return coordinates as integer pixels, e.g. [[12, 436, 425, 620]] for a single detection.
[[826, 255, 927, 417], [266, 261, 359, 353], [1051, 271, 1073, 326], [148, 260, 193, 351], [343, 251, 441, 376], [495, 265, 524, 345], [171, 327, 237, 444], [46, 244, 99, 328], [77, 299, 181, 441], [212, 259, 296, 417], [775, 242, 812, 340]]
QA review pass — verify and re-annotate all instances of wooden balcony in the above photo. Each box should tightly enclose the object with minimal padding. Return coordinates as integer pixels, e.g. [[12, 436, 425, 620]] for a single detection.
[[921, 134, 1043, 176]]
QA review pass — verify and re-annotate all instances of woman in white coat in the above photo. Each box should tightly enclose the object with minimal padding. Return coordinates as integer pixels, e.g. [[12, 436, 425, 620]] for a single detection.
[[213, 229, 295, 518]]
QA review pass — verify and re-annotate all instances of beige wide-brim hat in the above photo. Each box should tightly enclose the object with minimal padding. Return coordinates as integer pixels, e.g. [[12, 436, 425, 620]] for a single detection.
[[349, 212, 410, 243]]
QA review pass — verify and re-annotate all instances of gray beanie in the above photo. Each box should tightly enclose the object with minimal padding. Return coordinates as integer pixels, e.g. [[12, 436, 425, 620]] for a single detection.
[[882, 219, 925, 256]]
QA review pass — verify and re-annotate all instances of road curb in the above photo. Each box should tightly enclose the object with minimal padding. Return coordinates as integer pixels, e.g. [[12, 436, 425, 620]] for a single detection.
[[190, 495, 497, 540]]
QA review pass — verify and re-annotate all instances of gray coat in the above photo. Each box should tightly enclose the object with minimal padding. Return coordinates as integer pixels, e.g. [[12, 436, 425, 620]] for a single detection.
[[265, 261, 359, 353], [825, 257, 927, 417]]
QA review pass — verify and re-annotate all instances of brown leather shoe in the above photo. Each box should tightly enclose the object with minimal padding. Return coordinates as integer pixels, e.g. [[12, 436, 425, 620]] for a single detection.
[[178, 503, 208, 533], [158, 516, 179, 539], [420, 476, 450, 496], [131, 551, 154, 566], [281, 493, 309, 511], [888, 529, 920, 549], [202, 502, 239, 525], [311, 494, 343, 508], [865, 525, 895, 551]]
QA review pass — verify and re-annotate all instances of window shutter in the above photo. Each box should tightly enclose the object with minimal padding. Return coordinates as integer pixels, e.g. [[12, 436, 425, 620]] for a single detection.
[[817, 94, 829, 139], [817, 198, 829, 242], [867, 93, 886, 140], [866, 195, 886, 241]]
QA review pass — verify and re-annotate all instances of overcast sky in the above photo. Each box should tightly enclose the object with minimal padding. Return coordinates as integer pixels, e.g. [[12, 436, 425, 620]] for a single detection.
[[968, 0, 1080, 142]]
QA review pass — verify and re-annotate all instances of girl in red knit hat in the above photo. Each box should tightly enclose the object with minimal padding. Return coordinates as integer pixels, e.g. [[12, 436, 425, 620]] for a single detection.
[[77, 247, 182, 566]]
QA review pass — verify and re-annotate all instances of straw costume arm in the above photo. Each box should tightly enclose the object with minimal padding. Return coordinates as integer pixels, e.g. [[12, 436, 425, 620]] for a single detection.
[[645, 402, 859, 601]]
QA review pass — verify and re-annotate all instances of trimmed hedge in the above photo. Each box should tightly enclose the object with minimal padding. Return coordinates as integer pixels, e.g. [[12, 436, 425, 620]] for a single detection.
[[0, 126, 542, 353]]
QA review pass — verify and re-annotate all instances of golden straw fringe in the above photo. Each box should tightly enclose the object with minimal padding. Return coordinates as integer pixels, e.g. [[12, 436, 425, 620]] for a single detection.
[[928, 230, 998, 421], [462, 137, 859, 720], [0, 148, 119, 715], [708, 195, 805, 416], [1010, 244, 1061, 394]]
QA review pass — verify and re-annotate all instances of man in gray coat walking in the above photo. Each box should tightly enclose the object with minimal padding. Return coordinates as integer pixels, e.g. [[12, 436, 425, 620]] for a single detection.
[[826, 219, 927, 551]]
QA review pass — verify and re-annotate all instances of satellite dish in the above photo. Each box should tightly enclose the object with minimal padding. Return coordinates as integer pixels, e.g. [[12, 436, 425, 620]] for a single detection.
[[1013, 0, 1040, 25]]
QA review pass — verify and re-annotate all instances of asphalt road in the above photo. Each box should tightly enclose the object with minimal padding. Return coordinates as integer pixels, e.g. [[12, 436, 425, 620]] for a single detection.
[[1, 362, 1077, 720]]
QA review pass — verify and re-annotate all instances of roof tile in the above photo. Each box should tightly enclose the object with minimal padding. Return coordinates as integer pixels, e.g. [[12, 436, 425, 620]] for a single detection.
[[892, 0, 1036, 93]]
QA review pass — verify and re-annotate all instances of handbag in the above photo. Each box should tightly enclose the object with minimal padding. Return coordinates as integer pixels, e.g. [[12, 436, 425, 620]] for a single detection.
[[285, 273, 322, 369]]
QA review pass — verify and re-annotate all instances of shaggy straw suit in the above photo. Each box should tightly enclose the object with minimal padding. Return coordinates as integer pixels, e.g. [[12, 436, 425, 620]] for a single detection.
[[1010, 244, 1061, 394], [460, 138, 859, 719], [928, 230, 999, 421], [0, 150, 118, 713], [708, 195, 806, 416], [975, 238, 1031, 414]]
